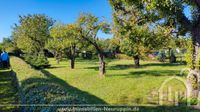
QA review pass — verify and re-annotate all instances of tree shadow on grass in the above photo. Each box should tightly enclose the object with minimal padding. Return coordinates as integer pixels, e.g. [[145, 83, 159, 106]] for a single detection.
[[19, 69, 107, 111], [41, 70, 106, 104], [0, 70, 19, 112], [108, 64, 135, 70], [84, 62, 183, 78], [84, 62, 183, 71], [47, 66, 66, 69], [142, 63, 185, 67], [128, 70, 180, 77], [84, 66, 99, 70], [107, 70, 180, 78], [84, 64, 135, 71], [17, 70, 199, 112], [129, 70, 179, 76], [108, 62, 183, 70]]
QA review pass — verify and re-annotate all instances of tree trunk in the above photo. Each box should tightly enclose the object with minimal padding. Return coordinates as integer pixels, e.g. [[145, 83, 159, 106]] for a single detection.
[[70, 58, 75, 69], [169, 48, 175, 63], [56, 59, 60, 64], [99, 53, 106, 77], [182, 46, 200, 101], [169, 50, 176, 63], [55, 52, 60, 64], [187, 28, 200, 98], [133, 55, 140, 68], [70, 45, 76, 69], [168, 48, 171, 60]]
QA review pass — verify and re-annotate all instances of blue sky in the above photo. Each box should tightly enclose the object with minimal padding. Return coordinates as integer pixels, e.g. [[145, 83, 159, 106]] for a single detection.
[[0, 0, 113, 42], [0, 0, 192, 42]]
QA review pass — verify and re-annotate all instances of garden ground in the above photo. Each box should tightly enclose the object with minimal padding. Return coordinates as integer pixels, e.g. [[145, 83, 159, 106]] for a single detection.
[[44, 58, 187, 105], [6, 56, 200, 111], [0, 69, 19, 111]]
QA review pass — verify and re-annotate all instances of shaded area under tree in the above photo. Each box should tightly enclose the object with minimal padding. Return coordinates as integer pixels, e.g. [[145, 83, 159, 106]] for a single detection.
[[18, 69, 107, 111], [0, 70, 19, 112]]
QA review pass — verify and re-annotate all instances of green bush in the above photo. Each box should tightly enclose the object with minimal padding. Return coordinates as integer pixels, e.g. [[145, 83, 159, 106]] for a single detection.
[[179, 97, 199, 105], [24, 52, 50, 68]]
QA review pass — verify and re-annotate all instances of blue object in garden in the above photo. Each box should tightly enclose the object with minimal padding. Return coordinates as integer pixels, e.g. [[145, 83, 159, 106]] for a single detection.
[[1, 51, 9, 61], [1, 51, 10, 68]]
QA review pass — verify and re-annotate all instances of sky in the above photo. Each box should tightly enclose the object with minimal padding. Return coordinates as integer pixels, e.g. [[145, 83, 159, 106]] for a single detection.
[[0, 0, 113, 42], [0, 0, 192, 42]]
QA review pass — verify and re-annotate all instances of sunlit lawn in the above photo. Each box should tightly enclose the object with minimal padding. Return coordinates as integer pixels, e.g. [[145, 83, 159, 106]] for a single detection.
[[44, 58, 187, 105], [10, 56, 199, 111]]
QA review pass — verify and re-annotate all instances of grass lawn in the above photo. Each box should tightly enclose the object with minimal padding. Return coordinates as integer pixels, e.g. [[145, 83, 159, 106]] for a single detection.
[[11, 57, 107, 111], [10, 56, 200, 111], [43, 58, 188, 105], [0, 69, 19, 112]]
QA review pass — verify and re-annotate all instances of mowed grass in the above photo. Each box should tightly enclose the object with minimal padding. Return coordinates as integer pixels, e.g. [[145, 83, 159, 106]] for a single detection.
[[44, 58, 188, 105], [10, 56, 199, 111], [0, 69, 19, 111], [10, 57, 107, 111]]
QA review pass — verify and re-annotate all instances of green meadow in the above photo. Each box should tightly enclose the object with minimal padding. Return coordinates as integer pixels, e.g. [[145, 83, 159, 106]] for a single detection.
[[2, 56, 196, 111]]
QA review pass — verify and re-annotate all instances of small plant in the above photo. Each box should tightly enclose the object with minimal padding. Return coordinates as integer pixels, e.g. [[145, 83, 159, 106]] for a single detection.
[[179, 97, 199, 105], [24, 52, 50, 68]]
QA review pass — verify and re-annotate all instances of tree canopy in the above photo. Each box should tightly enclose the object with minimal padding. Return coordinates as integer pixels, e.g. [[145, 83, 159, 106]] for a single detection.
[[12, 14, 54, 54], [109, 0, 200, 99], [109, 0, 172, 67], [77, 13, 111, 76]]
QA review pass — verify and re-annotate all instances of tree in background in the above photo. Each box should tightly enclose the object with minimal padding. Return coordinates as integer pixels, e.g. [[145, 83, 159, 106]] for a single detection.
[[100, 38, 121, 58], [12, 14, 54, 68], [48, 23, 80, 69], [64, 24, 81, 69], [109, 37, 121, 55], [47, 23, 67, 64], [167, 38, 177, 63], [109, 0, 171, 67], [175, 38, 193, 64], [77, 13, 110, 76], [46, 37, 65, 64], [109, 0, 200, 98], [12, 14, 54, 54], [0, 38, 15, 52]]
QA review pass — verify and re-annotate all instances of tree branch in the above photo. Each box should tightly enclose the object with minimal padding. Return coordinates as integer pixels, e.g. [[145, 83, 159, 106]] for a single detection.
[[79, 29, 103, 53], [195, 0, 200, 8], [176, 11, 192, 31]]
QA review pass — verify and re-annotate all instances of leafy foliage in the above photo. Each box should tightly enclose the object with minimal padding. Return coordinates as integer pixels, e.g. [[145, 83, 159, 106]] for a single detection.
[[0, 38, 15, 52], [77, 13, 110, 48], [46, 24, 67, 63], [77, 13, 111, 75], [183, 40, 193, 68], [110, 0, 200, 67], [24, 52, 49, 68], [109, 0, 172, 66], [12, 14, 54, 54], [47, 23, 81, 68]]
